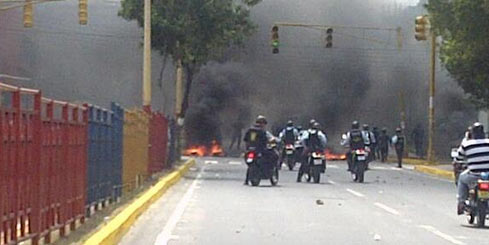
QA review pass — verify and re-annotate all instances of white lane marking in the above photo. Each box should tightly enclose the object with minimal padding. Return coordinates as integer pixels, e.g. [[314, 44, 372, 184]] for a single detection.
[[371, 166, 388, 170], [327, 180, 336, 185], [328, 164, 339, 169], [204, 160, 218, 165], [418, 225, 466, 245], [154, 168, 205, 245], [374, 202, 400, 216], [390, 167, 402, 171], [346, 188, 365, 198], [229, 161, 242, 165]]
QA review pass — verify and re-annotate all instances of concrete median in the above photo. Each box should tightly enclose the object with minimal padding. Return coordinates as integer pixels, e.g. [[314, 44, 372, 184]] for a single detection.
[[82, 158, 196, 245]]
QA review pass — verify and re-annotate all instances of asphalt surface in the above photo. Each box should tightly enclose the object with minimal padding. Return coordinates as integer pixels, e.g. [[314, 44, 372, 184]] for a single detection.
[[119, 157, 489, 245]]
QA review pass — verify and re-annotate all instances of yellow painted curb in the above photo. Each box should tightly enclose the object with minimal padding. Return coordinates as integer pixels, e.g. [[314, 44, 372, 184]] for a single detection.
[[83, 159, 196, 245], [414, 165, 454, 180]]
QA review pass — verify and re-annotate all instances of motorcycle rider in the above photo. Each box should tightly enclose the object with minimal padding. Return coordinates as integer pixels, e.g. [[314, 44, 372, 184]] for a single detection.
[[297, 122, 327, 182], [378, 128, 390, 162], [278, 120, 299, 168], [456, 123, 489, 215], [243, 115, 276, 185], [342, 121, 369, 172], [362, 124, 375, 168], [391, 127, 405, 168], [295, 125, 306, 164]]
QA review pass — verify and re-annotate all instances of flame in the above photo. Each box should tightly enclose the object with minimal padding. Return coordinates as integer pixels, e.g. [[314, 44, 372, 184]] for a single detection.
[[325, 148, 347, 161], [183, 140, 224, 157], [183, 145, 206, 157]]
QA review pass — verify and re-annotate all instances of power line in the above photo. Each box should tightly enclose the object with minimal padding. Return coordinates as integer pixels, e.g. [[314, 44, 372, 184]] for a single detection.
[[0, 27, 141, 40]]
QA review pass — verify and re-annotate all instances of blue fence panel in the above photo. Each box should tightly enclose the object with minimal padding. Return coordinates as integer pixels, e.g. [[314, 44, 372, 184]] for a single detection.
[[110, 102, 124, 200], [85, 103, 123, 207]]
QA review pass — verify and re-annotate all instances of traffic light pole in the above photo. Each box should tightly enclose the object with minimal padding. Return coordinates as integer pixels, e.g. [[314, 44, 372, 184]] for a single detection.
[[427, 34, 436, 162], [142, 0, 151, 111]]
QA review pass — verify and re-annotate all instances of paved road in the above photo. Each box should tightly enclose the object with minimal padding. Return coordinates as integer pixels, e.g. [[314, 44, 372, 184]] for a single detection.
[[119, 157, 489, 245]]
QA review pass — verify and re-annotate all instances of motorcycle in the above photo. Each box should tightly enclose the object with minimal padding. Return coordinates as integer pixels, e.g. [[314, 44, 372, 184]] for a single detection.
[[284, 143, 296, 171], [245, 143, 279, 187], [351, 148, 368, 183], [463, 172, 489, 227], [308, 150, 326, 183]]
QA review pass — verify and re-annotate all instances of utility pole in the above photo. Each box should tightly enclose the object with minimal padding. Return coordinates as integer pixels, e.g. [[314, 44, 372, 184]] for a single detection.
[[415, 15, 436, 162], [427, 33, 436, 162], [175, 58, 184, 160], [400, 91, 408, 157], [142, 0, 151, 112]]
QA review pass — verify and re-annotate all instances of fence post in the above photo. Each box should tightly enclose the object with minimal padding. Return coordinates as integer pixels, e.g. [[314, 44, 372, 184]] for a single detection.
[[31, 91, 42, 245]]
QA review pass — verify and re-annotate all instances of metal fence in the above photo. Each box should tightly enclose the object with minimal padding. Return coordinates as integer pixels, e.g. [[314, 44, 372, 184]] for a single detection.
[[0, 82, 169, 245]]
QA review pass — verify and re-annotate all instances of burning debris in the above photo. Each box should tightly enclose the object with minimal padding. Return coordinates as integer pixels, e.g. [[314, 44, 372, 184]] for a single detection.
[[183, 140, 225, 157], [325, 148, 347, 161]]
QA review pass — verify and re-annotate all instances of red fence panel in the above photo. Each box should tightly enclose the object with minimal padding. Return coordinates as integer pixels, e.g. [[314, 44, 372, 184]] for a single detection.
[[39, 100, 87, 243], [148, 112, 169, 174], [0, 83, 42, 245], [0, 82, 87, 245]]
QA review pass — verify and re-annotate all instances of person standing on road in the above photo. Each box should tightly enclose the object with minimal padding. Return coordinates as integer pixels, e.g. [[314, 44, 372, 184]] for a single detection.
[[378, 128, 390, 162], [372, 126, 380, 160], [411, 123, 425, 158], [243, 115, 273, 185], [392, 127, 405, 168], [362, 124, 375, 167], [456, 123, 489, 215], [229, 120, 244, 151]]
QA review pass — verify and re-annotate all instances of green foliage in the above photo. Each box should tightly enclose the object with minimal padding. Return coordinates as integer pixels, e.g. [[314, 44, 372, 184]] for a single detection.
[[426, 0, 489, 107], [119, 0, 261, 115]]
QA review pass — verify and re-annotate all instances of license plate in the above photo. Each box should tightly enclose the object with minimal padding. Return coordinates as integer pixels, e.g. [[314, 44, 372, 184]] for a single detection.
[[314, 159, 323, 165], [480, 190, 489, 199], [286, 150, 293, 154], [357, 156, 366, 161]]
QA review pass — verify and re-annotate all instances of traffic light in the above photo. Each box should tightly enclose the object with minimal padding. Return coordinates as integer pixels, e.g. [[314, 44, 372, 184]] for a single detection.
[[23, 1, 33, 28], [271, 25, 279, 54], [325, 28, 333, 48], [415, 15, 429, 41], [79, 0, 87, 25]]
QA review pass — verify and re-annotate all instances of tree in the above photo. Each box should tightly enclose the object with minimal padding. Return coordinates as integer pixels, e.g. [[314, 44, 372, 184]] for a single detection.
[[119, 0, 261, 117], [426, 0, 489, 107]]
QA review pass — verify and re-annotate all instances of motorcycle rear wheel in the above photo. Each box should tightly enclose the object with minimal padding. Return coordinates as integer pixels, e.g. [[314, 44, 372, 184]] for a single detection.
[[287, 157, 295, 171], [358, 162, 366, 183], [311, 166, 321, 183], [477, 201, 486, 228], [250, 165, 260, 187]]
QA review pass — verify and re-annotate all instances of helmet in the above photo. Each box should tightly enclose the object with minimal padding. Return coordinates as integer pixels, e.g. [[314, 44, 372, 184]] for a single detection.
[[396, 127, 402, 133], [352, 121, 359, 129], [472, 122, 485, 139], [309, 119, 316, 127], [287, 120, 294, 127], [363, 124, 369, 130], [382, 127, 387, 133], [255, 115, 268, 125], [297, 125, 303, 131], [312, 122, 320, 130]]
